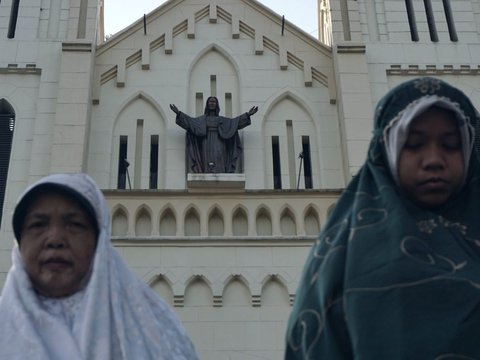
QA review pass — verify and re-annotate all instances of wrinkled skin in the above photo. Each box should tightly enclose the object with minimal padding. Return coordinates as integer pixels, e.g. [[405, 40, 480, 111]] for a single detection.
[[19, 191, 97, 298]]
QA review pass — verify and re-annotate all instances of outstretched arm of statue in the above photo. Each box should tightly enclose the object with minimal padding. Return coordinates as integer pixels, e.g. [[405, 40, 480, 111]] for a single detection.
[[248, 106, 258, 117], [170, 104, 180, 115]]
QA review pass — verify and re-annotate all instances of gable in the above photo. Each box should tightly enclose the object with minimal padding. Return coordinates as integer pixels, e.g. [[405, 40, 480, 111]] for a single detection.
[[94, 0, 335, 102]]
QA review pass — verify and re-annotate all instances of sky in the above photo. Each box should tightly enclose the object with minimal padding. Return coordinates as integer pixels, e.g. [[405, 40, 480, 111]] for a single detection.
[[103, 0, 318, 37]]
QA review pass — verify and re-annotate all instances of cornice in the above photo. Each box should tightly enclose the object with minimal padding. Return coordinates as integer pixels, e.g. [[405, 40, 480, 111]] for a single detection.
[[0, 64, 41, 75], [387, 64, 480, 75]]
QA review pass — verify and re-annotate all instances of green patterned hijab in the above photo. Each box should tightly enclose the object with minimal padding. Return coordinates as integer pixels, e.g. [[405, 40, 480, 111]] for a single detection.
[[285, 77, 480, 359]]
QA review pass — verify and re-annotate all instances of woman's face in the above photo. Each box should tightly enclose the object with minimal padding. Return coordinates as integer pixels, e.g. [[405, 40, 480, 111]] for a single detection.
[[19, 191, 97, 298], [398, 107, 465, 209]]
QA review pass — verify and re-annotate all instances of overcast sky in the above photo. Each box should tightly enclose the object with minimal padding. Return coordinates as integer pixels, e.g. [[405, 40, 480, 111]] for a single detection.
[[103, 0, 318, 37]]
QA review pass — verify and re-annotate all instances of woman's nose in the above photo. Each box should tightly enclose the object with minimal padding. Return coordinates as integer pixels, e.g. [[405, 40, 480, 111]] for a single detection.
[[45, 225, 67, 248], [422, 144, 445, 170]]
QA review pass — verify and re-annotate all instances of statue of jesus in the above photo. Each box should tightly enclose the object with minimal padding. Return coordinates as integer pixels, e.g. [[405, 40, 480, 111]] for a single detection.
[[170, 97, 258, 174]]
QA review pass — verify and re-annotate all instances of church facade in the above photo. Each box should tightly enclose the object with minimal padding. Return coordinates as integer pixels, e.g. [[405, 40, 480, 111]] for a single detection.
[[1, 0, 479, 358]]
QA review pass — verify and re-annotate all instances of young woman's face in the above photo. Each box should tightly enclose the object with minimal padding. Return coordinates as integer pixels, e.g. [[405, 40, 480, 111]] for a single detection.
[[19, 191, 97, 298], [398, 107, 465, 209]]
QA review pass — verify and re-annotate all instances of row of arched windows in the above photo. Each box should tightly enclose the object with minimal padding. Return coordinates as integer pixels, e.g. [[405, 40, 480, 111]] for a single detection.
[[112, 203, 326, 237], [151, 274, 292, 308]]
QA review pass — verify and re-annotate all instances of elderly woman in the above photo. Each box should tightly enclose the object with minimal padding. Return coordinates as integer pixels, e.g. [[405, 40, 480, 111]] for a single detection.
[[0, 173, 198, 359]]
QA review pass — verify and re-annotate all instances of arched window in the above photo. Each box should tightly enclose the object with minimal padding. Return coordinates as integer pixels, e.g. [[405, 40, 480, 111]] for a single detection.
[[0, 99, 15, 226]]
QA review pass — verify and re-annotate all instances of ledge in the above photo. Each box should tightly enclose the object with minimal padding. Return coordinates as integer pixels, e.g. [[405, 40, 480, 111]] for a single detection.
[[111, 235, 316, 247], [336, 43, 366, 54], [0, 64, 41, 75], [187, 173, 246, 189], [62, 41, 93, 52]]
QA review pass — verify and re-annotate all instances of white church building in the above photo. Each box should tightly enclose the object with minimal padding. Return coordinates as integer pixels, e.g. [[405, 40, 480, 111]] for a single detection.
[[1, 0, 480, 358]]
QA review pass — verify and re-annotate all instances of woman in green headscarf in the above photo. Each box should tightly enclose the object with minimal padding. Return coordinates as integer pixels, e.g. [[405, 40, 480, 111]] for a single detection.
[[285, 77, 480, 359]]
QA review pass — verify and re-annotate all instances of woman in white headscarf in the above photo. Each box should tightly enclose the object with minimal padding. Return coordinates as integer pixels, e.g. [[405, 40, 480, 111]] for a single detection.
[[0, 173, 198, 359]]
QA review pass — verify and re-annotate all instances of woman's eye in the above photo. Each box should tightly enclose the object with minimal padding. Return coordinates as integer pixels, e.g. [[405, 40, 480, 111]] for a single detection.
[[443, 140, 461, 150], [25, 221, 46, 230], [403, 142, 422, 150], [68, 221, 87, 229]]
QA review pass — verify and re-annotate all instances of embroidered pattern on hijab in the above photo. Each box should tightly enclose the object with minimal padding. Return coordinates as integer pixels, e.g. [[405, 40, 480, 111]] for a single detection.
[[285, 77, 480, 359], [0, 173, 198, 360]]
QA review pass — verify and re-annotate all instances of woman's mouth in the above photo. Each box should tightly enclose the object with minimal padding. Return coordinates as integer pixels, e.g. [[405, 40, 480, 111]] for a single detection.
[[419, 178, 448, 191], [42, 257, 72, 271]]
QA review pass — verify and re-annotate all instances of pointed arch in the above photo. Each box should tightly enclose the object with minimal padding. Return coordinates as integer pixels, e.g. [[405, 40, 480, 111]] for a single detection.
[[261, 274, 290, 306], [187, 44, 243, 116], [159, 204, 177, 236], [184, 205, 201, 236], [187, 43, 242, 84], [223, 275, 251, 307], [150, 274, 174, 305], [184, 275, 213, 307], [232, 205, 249, 236], [208, 205, 224, 236], [255, 205, 272, 236], [0, 99, 15, 227], [279, 205, 297, 236], [135, 205, 153, 236], [261, 90, 317, 133], [303, 204, 321, 236], [110, 91, 167, 189], [111, 205, 129, 236], [262, 90, 321, 189]]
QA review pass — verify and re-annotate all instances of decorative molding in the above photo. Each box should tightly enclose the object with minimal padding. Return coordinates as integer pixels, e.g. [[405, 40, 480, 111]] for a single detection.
[[336, 44, 366, 54], [111, 236, 316, 247], [213, 295, 223, 307], [173, 295, 184, 307], [0, 64, 41, 75], [387, 64, 480, 75], [252, 295, 261, 307], [289, 293, 295, 306], [62, 42, 93, 52], [99, 5, 331, 89], [187, 173, 246, 189]]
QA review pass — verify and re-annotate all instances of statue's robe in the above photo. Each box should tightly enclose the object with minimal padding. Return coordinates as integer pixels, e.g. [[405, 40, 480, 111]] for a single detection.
[[176, 112, 251, 173]]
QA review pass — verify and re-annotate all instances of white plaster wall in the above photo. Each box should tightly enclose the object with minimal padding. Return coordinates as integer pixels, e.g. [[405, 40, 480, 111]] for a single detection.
[[330, 0, 480, 176], [89, 0, 344, 191], [0, 0, 100, 281]]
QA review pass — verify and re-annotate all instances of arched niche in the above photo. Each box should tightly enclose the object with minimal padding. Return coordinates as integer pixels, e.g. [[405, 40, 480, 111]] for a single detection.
[[208, 206, 224, 236], [151, 275, 174, 306], [304, 206, 320, 236], [159, 207, 177, 236], [280, 207, 297, 236], [184, 275, 213, 307], [256, 206, 272, 236], [189, 45, 240, 117], [110, 92, 166, 189], [232, 206, 248, 236], [262, 91, 319, 190], [261, 275, 290, 307], [223, 275, 251, 307], [184, 206, 200, 236], [111, 206, 128, 236], [135, 206, 152, 236]]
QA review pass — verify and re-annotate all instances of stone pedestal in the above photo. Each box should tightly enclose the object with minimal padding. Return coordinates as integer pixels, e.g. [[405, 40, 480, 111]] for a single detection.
[[187, 173, 246, 189]]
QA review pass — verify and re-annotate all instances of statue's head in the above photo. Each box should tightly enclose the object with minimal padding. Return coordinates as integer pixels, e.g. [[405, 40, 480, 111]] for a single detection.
[[204, 96, 220, 116]]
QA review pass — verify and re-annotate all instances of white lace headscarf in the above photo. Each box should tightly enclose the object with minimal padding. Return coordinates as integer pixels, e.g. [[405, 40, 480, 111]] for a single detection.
[[384, 95, 475, 184], [0, 173, 198, 360]]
